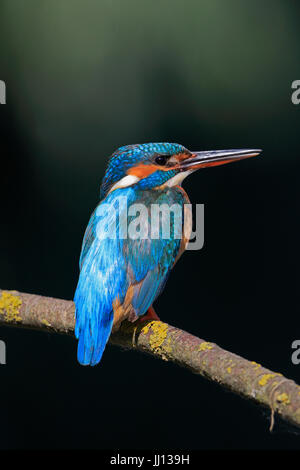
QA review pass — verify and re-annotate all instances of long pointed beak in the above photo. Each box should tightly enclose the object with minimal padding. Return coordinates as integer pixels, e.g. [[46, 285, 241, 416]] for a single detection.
[[179, 149, 262, 171]]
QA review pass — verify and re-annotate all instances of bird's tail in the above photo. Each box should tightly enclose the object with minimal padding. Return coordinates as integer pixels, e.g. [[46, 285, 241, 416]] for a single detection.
[[74, 277, 113, 366]]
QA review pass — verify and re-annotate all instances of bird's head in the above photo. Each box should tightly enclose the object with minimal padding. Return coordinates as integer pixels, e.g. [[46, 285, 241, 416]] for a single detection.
[[100, 143, 261, 198]]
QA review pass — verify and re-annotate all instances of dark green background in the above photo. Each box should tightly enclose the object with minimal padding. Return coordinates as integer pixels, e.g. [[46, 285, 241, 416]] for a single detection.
[[1, 0, 300, 449]]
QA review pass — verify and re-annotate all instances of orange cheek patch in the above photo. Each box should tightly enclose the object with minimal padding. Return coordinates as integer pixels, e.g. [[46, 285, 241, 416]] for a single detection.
[[127, 164, 159, 178], [127, 155, 191, 179]]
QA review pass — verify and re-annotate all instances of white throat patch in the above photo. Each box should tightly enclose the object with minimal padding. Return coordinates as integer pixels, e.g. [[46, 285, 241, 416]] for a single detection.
[[109, 174, 140, 193], [165, 170, 192, 187]]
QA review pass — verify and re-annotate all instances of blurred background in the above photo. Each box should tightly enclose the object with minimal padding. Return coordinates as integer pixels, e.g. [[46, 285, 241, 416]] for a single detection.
[[0, 0, 300, 449]]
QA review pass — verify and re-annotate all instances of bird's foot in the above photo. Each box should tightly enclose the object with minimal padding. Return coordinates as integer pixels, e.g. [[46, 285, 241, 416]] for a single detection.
[[131, 306, 160, 348], [139, 306, 160, 322]]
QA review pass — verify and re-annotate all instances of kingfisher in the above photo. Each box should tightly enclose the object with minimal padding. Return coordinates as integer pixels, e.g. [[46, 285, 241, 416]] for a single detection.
[[74, 143, 261, 366]]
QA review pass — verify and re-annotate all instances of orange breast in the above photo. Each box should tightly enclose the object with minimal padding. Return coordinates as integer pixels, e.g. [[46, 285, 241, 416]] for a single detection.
[[173, 186, 192, 267]]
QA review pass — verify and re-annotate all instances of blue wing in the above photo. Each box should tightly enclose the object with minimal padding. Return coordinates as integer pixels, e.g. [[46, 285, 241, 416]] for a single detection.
[[74, 187, 184, 366]]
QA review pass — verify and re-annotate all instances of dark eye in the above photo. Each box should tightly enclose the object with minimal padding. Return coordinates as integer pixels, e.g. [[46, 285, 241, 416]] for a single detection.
[[155, 155, 168, 166]]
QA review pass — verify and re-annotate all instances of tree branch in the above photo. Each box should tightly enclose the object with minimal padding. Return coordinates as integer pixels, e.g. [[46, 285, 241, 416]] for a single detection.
[[1, 288, 300, 431]]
